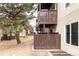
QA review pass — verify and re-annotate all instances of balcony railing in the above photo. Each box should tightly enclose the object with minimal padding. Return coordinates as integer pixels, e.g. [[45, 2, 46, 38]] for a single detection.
[[34, 33, 61, 49], [38, 10, 57, 24]]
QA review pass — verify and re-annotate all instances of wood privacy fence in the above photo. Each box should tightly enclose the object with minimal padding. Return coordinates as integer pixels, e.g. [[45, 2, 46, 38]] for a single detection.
[[34, 33, 61, 49]]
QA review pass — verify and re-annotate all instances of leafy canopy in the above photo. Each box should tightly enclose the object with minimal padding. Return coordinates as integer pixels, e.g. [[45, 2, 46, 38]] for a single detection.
[[0, 3, 36, 35]]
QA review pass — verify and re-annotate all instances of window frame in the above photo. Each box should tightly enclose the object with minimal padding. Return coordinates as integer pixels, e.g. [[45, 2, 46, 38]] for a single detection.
[[71, 22, 78, 46], [66, 25, 70, 44], [65, 22, 79, 47]]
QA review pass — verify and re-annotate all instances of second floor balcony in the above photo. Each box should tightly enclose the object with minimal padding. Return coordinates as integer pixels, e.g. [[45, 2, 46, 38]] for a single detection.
[[38, 9, 57, 24]]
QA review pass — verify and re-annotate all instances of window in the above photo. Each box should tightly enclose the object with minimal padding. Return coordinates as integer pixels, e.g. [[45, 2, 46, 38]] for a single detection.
[[71, 22, 78, 46], [65, 3, 70, 8], [41, 3, 52, 9], [66, 22, 78, 46], [66, 25, 70, 44]]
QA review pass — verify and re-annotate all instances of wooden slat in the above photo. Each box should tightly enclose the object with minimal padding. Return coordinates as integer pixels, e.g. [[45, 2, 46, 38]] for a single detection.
[[38, 10, 57, 24], [34, 33, 61, 49]]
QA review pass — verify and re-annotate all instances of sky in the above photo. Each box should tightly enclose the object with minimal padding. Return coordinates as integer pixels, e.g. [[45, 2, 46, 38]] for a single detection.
[[29, 6, 37, 27], [30, 19, 36, 27], [29, 7, 37, 32]]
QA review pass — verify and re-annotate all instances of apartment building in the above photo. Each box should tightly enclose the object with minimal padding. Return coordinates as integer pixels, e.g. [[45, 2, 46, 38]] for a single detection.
[[34, 3, 79, 56], [57, 3, 79, 56]]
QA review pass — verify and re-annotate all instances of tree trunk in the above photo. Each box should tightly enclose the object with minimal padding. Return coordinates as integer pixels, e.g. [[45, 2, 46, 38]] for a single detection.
[[15, 33, 21, 44]]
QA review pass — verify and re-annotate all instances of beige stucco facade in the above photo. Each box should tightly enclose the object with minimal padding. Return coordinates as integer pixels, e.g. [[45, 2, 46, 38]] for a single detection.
[[56, 3, 79, 56]]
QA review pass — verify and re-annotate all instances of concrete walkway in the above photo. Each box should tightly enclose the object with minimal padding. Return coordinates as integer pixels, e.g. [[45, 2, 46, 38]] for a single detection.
[[0, 36, 49, 56]]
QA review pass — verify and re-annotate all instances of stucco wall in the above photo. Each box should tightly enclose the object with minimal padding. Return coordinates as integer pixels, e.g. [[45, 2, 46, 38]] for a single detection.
[[56, 3, 79, 56]]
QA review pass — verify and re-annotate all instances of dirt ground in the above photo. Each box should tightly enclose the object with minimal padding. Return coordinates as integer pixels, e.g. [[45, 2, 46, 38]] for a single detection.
[[0, 36, 49, 56]]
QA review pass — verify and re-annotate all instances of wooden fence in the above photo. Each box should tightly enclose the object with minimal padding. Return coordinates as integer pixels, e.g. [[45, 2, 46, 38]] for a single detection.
[[34, 33, 61, 49]]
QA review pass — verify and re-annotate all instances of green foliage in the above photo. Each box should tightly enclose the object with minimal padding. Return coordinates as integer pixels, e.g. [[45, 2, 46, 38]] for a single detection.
[[0, 3, 36, 35]]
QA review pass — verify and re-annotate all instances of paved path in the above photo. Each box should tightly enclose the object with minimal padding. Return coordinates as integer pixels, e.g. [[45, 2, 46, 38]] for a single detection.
[[0, 36, 49, 56]]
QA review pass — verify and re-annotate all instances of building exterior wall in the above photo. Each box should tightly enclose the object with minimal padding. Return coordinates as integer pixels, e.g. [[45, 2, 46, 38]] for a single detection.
[[56, 3, 79, 56]]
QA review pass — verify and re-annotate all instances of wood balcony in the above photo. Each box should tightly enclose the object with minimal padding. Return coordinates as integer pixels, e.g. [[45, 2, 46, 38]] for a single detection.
[[34, 33, 61, 49], [38, 10, 57, 24]]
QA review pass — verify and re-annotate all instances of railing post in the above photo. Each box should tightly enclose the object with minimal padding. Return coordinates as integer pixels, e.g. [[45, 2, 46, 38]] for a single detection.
[[43, 24, 45, 32]]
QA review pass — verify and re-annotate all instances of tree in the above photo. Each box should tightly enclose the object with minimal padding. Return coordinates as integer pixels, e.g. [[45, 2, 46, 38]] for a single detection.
[[0, 3, 37, 44]]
